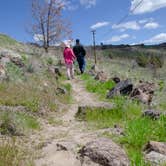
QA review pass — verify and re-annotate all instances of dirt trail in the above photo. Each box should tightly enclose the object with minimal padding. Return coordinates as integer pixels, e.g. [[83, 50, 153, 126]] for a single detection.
[[34, 79, 112, 166]]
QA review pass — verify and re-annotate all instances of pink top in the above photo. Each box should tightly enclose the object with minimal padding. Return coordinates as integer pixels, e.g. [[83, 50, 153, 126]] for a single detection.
[[63, 47, 76, 64]]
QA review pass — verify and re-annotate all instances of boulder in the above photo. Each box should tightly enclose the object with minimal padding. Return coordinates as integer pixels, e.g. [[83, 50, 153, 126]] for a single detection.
[[0, 50, 24, 67], [112, 77, 121, 84], [142, 110, 165, 120], [79, 138, 129, 166], [144, 141, 166, 155], [145, 151, 166, 165], [95, 71, 107, 82], [144, 141, 166, 165], [54, 67, 62, 77], [0, 122, 17, 136], [10, 56, 24, 67], [130, 82, 155, 105], [107, 79, 133, 98], [55, 87, 67, 95]]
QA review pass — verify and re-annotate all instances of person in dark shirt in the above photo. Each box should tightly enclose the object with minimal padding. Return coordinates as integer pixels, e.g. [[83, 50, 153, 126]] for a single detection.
[[73, 39, 86, 74]]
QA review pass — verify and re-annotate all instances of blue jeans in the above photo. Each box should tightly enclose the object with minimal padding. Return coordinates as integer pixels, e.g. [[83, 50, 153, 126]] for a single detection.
[[77, 56, 86, 73]]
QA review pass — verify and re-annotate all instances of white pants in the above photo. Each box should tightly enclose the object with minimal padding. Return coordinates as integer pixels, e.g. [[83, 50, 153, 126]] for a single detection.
[[66, 63, 74, 79]]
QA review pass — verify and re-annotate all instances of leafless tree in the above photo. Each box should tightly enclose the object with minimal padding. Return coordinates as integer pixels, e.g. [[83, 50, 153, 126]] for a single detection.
[[31, 0, 71, 52]]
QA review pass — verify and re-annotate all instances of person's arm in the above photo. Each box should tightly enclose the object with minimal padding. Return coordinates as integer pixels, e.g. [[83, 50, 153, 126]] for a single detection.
[[71, 49, 76, 60], [81, 46, 86, 56]]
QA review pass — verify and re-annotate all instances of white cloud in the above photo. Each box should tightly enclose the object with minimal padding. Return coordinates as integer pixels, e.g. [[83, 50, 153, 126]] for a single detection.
[[112, 21, 140, 30], [139, 19, 148, 24], [131, 0, 166, 14], [80, 0, 96, 8], [143, 33, 166, 44], [144, 22, 159, 29], [33, 34, 44, 42], [90, 22, 110, 29], [105, 34, 130, 43]]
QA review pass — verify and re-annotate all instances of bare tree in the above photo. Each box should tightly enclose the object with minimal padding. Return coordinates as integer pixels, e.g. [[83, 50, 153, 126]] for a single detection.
[[31, 0, 71, 52]]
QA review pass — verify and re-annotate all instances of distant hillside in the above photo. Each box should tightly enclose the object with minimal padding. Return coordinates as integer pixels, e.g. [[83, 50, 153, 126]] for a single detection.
[[98, 43, 166, 50]]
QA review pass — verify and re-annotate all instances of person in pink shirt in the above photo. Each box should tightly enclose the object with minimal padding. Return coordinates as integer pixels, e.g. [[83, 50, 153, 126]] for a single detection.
[[63, 41, 76, 80]]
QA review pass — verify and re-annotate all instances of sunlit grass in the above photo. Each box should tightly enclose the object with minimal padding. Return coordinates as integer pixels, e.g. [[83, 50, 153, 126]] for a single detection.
[[0, 138, 34, 166]]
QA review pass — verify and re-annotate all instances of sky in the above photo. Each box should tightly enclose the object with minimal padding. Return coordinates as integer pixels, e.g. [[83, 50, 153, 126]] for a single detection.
[[0, 0, 166, 45]]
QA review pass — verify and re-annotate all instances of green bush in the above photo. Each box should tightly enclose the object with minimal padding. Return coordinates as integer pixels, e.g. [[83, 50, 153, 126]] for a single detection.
[[26, 64, 34, 73], [0, 111, 39, 135], [0, 138, 34, 166], [6, 62, 24, 81], [136, 54, 148, 67], [46, 57, 53, 65], [149, 55, 163, 68]]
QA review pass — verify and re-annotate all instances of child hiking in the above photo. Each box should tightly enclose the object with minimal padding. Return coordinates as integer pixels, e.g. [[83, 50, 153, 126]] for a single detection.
[[63, 41, 76, 80]]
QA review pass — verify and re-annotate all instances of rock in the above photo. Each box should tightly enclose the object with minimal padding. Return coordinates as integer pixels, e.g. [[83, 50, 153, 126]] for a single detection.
[[56, 140, 78, 152], [142, 110, 163, 120], [79, 138, 129, 166], [0, 50, 24, 67], [107, 79, 133, 98], [95, 71, 107, 82], [144, 141, 166, 155], [130, 82, 155, 105], [145, 151, 166, 165], [112, 77, 121, 84], [10, 56, 24, 67], [144, 141, 166, 165], [0, 123, 16, 135], [55, 87, 67, 95], [97, 127, 124, 137], [54, 67, 62, 76], [56, 143, 68, 151]]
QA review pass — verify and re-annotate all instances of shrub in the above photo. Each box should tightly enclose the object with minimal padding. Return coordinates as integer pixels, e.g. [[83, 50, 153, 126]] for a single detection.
[[46, 57, 53, 65], [26, 64, 34, 73], [6, 62, 24, 81], [136, 54, 148, 67], [0, 138, 34, 166]]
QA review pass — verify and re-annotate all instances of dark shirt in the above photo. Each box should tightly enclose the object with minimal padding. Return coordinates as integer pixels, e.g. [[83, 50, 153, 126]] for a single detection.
[[73, 45, 86, 58]]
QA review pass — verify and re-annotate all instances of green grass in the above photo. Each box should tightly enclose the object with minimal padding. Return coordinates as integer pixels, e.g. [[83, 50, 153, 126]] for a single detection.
[[0, 138, 34, 166], [15, 112, 40, 130], [81, 73, 115, 99], [0, 111, 40, 135], [6, 62, 25, 81], [0, 34, 19, 47], [120, 116, 166, 165], [81, 97, 142, 129], [80, 68, 166, 165]]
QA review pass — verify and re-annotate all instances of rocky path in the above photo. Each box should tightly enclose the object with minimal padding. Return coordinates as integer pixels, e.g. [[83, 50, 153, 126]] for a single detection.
[[33, 78, 126, 166]]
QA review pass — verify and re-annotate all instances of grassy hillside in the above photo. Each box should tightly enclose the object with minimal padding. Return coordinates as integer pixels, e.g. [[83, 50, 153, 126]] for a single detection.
[[0, 34, 20, 47]]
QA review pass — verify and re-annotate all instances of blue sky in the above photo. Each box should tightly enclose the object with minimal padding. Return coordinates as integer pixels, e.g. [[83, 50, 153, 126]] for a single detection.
[[0, 0, 166, 45]]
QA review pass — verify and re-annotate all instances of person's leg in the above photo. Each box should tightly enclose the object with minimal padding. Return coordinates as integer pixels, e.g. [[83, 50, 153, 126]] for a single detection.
[[66, 64, 71, 79], [82, 57, 86, 73], [77, 58, 82, 73], [80, 57, 85, 74], [70, 63, 74, 79]]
